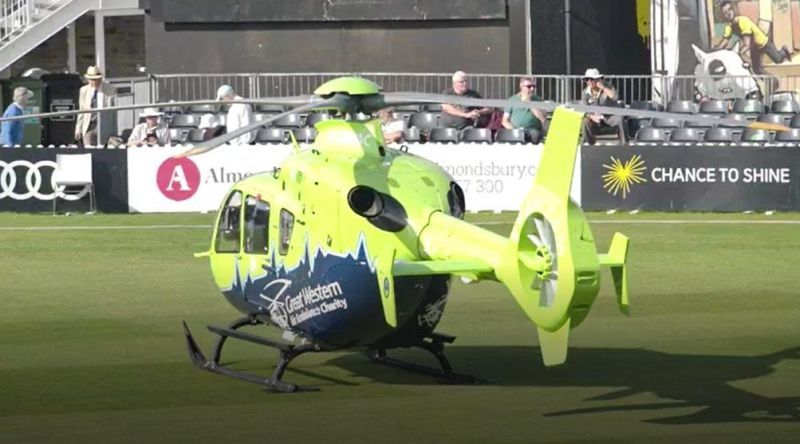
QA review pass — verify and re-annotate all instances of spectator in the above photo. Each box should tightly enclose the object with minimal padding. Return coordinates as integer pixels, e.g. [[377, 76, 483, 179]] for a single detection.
[[502, 77, 547, 143], [379, 108, 405, 144], [1, 87, 34, 146], [198, 113, 224, 141], [127, 108, 170, 146], [216, 85, 254, 144], [440, 71, 492, 130], [714, 0, 791, 74], [75, 65, 114, 146], [580, 68, 626, 145]]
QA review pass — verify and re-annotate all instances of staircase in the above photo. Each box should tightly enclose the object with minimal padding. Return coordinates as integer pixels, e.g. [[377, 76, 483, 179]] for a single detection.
[[0, 0, 138, 72]]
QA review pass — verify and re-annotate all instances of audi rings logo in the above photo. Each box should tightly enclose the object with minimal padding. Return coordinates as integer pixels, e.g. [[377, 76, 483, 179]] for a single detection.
[[0, 160, 58, 201]]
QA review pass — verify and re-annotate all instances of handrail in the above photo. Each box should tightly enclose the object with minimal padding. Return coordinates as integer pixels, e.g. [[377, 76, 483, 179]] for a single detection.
[[0, 0, 70, 47]]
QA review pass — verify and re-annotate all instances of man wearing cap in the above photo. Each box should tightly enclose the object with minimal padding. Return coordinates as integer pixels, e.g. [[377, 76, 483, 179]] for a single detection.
[[75, 66, 114, 146], [217, 85, 254, 145], [441, 71, 492, 130], [1, 87, 34, 146], [127, 107, 170, 146], [580, 68, 626, 145]]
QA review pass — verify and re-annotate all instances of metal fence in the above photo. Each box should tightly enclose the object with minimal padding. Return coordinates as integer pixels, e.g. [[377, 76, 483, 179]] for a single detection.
[[126, 72, 800, 107]]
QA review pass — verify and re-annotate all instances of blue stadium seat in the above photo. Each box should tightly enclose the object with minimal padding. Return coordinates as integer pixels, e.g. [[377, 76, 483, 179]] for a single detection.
[[429, 128, 459, 143], [770, 99, 799, 114], [409, 112, 440, 131], [460, 128, 493, 144], [666, 100, 694, 114], [703, 127, 734, 143], [669, 128, 701, 142], [635, 127, 667, 142], [495, 128, 526, 144], [699, 100, 729, 115]]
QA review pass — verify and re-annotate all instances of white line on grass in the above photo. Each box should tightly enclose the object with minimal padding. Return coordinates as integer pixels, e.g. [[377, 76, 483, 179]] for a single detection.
[[2, 219, 800, 232]]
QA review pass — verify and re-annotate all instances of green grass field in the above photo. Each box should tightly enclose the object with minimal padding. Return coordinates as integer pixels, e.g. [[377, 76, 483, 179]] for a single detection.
[[1, 212, 799, 443]]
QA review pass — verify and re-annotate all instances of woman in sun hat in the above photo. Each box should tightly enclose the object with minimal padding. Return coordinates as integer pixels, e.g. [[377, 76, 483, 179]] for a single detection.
[[127, 107, 170, 146]]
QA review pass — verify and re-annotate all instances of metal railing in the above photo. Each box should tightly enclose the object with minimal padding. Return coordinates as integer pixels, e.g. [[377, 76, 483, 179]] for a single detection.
[[0, 0, 69, 46], [140, 72, 800, 107]]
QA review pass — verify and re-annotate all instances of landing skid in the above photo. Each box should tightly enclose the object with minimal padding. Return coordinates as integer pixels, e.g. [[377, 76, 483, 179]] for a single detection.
[[182, 317, 321, 393], [366, 333, 490, 384]]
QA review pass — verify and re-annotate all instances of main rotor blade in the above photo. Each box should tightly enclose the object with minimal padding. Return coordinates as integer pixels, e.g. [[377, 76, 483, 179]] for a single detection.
[[380, 92, 789, 131], [174, 97, 340, 157], [0, 95, 318, 122]]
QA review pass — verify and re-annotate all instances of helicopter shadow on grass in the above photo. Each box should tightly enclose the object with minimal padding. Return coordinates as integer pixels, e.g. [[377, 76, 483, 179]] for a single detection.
[[328, 344, 800, 425]]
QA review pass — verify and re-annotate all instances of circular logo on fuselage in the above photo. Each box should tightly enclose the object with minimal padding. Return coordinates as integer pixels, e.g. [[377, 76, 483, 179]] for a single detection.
[[157, 157, 200, 201]]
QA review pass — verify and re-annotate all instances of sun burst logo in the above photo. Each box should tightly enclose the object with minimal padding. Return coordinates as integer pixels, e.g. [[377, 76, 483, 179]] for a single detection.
[[602, 155, 647, 199]]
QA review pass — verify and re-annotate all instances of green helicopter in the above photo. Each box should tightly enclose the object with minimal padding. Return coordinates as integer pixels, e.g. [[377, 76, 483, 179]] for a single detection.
[[3, 76, 784, 392]]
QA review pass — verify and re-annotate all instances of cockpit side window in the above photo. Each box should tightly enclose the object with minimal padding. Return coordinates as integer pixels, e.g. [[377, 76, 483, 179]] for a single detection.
[[244, 195, 270, 254], [215, 191, 243, 253], [279, 209, 294, 255]]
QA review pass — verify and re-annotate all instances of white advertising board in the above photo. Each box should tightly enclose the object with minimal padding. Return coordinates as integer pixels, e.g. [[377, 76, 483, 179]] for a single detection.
[[126, 144, 580, 213]]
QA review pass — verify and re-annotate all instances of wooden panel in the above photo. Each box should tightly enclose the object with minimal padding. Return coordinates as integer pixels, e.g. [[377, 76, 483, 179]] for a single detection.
[[773, 0, 794, 50]]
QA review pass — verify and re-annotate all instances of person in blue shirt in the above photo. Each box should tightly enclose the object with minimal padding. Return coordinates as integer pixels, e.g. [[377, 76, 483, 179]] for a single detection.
[[1, 87, 34, 146]]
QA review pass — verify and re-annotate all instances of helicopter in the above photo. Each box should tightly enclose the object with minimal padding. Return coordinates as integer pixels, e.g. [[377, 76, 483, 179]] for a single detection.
[[1, 77, 787, 393]]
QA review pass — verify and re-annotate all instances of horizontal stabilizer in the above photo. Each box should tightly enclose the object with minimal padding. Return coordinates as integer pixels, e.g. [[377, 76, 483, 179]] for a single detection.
[[393, 259, 493, 277], [537, 318, 571, 366]]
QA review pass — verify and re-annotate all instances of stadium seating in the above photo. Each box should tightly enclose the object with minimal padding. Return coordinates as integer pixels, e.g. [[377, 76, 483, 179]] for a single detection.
[[757, 113, 787, 125], [666, 100, 694, 114], [169, 128, 187, 144], [635, 127, 668, 142], [719, 113, 748, 127], [460, 128, 492, 144], [273, 113, 303, 128], [775, 128, 800, 142], [428, 128, 459, 143], [703, 127, 734, 143], [292, 127, 317, 143], [256, 104, 285, 113], [188, 104, 217, 113], [740, 128, 771, 143], [732, 99, 763, 115], [254, 113, 274, 126], [790, 115, 800, 128], [170, 114, 199, 128], [698, 100, 728, 115], [408, 112, 439, 131], [257, 128, 288, 144], [670, 128, 701, 143], [424, 103, 443, 112], [495, 128, 526, 144], [403, 127, 421, 142], [630, 100, 658, 110], [770, 100, 799, 114], [652, 117, 681, 129], [305, 112, 332, 127], [187, 129, 205, 143], [685, 114, 716, 129]]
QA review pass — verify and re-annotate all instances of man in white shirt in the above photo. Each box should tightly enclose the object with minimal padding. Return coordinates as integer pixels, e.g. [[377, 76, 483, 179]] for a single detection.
[[379, 108, 405, 145], [216, 85, 254, 145], [127, 107, 170, 146]]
